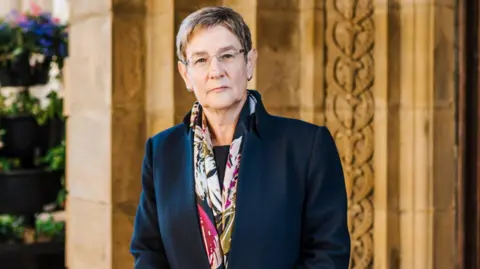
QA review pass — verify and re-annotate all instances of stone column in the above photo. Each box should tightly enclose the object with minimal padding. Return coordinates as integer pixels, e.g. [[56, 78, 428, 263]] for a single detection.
[[20, 0, 53, 12], [374, 0, 457, 268], [145, 0, 175, 136], [66, 1, 148, 268], [52, 0, 69, 23], [255, 0, 304, 119], [0, 0, 20, 16], [373, 1, 401, 268]]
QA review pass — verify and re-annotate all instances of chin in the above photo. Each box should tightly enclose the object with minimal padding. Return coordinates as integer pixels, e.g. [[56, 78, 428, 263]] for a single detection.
[[207, 100, 237, 110], [205, 95, 242, 110]]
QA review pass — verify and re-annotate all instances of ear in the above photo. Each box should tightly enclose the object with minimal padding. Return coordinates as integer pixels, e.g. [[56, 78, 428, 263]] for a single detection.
[[246, 48, 258, 78], [177, 61, 192, 89]]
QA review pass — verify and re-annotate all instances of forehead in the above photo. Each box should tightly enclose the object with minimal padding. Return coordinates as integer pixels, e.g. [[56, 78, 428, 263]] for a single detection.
[[186, 25, 242, 56]]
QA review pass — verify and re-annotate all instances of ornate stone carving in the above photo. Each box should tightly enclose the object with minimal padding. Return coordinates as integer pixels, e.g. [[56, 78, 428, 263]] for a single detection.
[[324, 0, 374, 268]]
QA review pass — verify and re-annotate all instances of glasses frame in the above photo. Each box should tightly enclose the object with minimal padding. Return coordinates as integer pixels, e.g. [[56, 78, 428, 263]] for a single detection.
[[181, 48, 246, 71]]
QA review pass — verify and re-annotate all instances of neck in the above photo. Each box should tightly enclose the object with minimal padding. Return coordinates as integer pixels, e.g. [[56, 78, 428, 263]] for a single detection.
[[203, 95, 247, 146]]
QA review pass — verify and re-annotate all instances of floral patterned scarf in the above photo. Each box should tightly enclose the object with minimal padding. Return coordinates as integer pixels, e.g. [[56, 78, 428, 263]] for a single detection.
[[190, 93, 256, 269]]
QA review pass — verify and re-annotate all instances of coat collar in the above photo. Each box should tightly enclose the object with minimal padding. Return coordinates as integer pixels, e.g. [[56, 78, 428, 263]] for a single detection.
[[182, 89, 271, 138]]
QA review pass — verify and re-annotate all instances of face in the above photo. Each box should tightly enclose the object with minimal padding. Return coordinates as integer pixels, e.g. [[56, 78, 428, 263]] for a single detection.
[[178, 25, 257, 111]]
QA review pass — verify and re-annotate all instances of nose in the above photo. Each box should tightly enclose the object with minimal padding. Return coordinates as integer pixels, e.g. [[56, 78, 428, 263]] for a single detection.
[[207, 57, 225, 79]]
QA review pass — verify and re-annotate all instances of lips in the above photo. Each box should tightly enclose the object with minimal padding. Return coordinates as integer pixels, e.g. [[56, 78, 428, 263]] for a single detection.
[[209, 86, 229, 92]]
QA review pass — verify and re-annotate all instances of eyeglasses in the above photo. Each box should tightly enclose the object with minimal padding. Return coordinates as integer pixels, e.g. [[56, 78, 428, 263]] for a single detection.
[[183, 49, 245, 73]]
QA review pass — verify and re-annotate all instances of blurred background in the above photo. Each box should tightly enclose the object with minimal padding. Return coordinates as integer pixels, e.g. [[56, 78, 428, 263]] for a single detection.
[[0, 0, 477, 269]]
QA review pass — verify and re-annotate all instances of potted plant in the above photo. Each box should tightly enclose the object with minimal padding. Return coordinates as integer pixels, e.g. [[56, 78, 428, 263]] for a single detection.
[[0, 5, 67, 269], [0, 4, 67, 214], [0, 215, 24, 244], [0, 136, 64, 215], [0, 4, 67, 167], [35, 214, 64, 243], [0, 89, 64, 168], [0, 5, 68, 87]]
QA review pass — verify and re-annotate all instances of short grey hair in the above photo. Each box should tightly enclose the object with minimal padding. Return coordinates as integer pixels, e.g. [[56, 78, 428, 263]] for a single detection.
[[176, 6, 253, 63]]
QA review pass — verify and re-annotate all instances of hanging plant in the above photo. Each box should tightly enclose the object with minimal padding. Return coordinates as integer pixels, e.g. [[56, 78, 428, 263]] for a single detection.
[[41, 139, 66, 208], [0, 2, 68, 86], [35, 214, 64, 242], [0, 215, 24, 243], [41, 139, 65, 172], [0, 128, 20, 171]]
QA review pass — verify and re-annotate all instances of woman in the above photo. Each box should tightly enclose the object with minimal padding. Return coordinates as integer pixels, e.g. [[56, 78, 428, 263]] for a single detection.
[[130, 6, 350, 269]]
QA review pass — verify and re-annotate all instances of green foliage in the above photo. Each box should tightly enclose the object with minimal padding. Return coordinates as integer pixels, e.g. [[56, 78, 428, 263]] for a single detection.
[[0, 157, 20, 171], [0, 90, 64, 126], [0, 22, 20, 64], [35, 215, 64, 241], [42, 139, 65, 172], [32, 91, 64, 125], [55, 177, 67, 207], [0, 89, 36, 115], [42, 140, 67, 207], [0, 215, 24, 243]]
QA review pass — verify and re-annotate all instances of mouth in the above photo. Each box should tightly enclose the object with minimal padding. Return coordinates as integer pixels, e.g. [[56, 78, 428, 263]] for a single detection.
[[209, 86, 229, 92]]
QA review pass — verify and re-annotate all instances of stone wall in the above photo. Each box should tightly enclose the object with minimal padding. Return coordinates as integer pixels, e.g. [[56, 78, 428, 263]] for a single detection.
[[59, 0, 459, 269]]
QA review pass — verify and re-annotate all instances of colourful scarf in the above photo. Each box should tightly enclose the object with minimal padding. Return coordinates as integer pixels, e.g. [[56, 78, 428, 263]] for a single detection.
[[190, 93, 256, 269]]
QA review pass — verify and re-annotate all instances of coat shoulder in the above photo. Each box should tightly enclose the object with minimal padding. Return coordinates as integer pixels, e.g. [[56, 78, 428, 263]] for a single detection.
[[149, 123, 187, 151], [267, 114, 328, 140]]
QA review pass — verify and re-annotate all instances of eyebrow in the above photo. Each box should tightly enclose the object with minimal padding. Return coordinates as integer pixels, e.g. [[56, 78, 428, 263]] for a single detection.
[[189, 45, 238, 57]]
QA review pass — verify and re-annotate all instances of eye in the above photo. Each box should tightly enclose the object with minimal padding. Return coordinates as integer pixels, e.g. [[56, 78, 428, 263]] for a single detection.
[[220, 53, 234, 59], [194, 58, 207, 64]]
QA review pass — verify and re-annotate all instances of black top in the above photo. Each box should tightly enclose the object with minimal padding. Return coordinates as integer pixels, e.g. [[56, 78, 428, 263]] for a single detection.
[[213, 145, 230, 189], [212, 98, 252, 190]]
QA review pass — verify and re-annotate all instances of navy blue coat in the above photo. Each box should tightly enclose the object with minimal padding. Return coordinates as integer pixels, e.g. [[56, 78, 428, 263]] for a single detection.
[[130, 91, 351, 269]]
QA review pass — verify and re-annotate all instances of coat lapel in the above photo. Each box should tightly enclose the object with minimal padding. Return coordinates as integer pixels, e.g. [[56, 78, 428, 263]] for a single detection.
[[172, 131, 210, 268], [227, 131, 269, 268], [175, 90, 272, 269]]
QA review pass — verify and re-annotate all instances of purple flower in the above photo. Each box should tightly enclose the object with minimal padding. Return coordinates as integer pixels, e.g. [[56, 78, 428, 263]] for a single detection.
[[1, 8, 69, 59], [58, 43, 66, 57], [38, 38, 52, 47], [17, 20, 34, 29]]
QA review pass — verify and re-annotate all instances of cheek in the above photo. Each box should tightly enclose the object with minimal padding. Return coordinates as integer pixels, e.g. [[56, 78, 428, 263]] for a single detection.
[[190, 74, 206, 89], [230, 66, 247, 81]]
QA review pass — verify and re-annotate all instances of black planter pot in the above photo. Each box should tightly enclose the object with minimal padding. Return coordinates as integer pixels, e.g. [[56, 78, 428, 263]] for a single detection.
[[0, 52, 51, 87], [0, 115, 65, 168], [38, 117, 65, 154], [0, 169, 63, 215], [31, 56, 52, 85], [0, 114, 42, 168], [0, 52, 31, 87], [0, 242, 65, 269]]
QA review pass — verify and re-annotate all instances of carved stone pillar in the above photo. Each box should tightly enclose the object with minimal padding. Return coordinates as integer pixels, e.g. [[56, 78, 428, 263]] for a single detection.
[[327, 1, 375, 267], [253, 1, 375, 267]]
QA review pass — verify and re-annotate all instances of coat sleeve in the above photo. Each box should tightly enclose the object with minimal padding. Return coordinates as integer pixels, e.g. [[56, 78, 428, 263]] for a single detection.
[[297, 126, 351, 269], [130, 137, 171, 268]]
